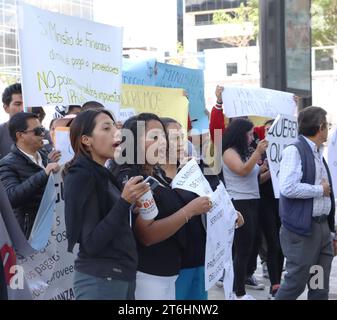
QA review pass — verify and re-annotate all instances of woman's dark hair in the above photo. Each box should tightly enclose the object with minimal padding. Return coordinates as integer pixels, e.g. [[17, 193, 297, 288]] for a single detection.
[[117, 113, 167, 175], [63, 109, 115, 176], [161, 117, 182, 159], [161, 117, 180, 128], [298, 106, 327, 136], [222, 118, 254, 161], [264, 119, 274, 126], [81, 101, 104, 112]]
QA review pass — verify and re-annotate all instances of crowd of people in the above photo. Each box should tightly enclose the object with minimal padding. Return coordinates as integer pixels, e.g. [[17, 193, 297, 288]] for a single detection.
[[0, 82, 336, 300]]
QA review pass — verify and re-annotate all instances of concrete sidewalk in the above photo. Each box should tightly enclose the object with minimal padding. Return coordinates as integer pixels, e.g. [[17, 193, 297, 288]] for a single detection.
[[209, 257, 337, 300]]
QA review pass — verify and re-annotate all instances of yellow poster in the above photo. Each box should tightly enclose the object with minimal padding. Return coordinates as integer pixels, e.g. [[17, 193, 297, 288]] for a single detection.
[[121, 84, 189, 130]]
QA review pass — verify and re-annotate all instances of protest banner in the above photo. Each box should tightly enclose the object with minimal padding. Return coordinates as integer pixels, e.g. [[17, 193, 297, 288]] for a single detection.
[[122, 58, 156, 86], [119, 108, 137, 123], [55, 127, 74, 166], [121, 84, 189, 130], [0, 182, 34, 299], [204, 182, 236, 300], [155, 62, 207, 131], [1, 172, 77, 300], [266, 114, 298, 198], [122, 59, 208, 131], [222, 87, 296, 118], [18, 3, 122, 116], [171, 159, 213, 196], [328, 127, 337, 195], [16, 171, 78, 300]]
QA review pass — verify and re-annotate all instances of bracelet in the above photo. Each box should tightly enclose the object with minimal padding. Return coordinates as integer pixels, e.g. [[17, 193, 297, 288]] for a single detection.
[[182, 208, 191, 224], [216, 100, 223, 105]]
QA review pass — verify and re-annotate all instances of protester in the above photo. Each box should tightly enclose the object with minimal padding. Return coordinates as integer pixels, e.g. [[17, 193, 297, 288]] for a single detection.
[[222, 118, 268, 300], [276, 106, 335, 300], [161, 117, 244, 300], [63, 109, 149, 300], [258, 119, 284, 299], [116, 113, 212, 300], [66, 105, 81, 115], [81, 101, 104, 112], [0, 112, 60, 238], [0, 83, 23, 160]]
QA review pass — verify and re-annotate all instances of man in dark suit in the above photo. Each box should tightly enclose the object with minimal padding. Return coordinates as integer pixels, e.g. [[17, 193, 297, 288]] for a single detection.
[[0, 112, 60, 239]]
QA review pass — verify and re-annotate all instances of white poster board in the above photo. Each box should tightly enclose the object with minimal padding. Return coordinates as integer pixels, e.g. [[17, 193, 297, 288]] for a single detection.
[[266, 114, 298, 198], [55, 127, 74, 166], [205, 182, 236, 300], [17, 172, 78, 300], [18, 3, 122, 117], [171, 159, 213, 196], [222, 87, 296, 118], [328, 127, 337, 196]]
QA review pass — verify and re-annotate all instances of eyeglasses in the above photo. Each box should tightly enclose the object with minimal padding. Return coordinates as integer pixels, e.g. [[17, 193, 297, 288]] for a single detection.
[[22, 126, 46, 136], [322, 122, 333, 130]]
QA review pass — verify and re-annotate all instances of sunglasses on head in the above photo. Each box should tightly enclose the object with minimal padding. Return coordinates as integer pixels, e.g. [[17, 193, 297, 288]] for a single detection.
[[22, 126, 46, 136]]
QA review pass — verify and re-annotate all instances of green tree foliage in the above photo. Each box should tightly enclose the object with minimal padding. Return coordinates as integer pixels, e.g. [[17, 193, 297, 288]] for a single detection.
[[212, 0, 259, 48], [311, 0, 337, 46]]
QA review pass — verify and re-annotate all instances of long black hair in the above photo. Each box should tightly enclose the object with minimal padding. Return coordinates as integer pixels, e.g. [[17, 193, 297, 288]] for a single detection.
[[222, 118, 254, 161]]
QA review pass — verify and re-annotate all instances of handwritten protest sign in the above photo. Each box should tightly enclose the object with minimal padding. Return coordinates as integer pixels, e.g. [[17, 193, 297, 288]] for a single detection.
[[328, 127, 337, 195], [55, 127, 74, 166], [156, 62, 207, 131], [121, 84, 188, 129], [18, 3, 122, 117], [222, 87, 296, 118], [205, 182, 236, 299], [17, 172, 78, 300], [122, 58, 156, 86], [122, 60, 208, 131], [1, 172, 77, 300], [171, 159, 213, 196], [266, 114, 298, 198]]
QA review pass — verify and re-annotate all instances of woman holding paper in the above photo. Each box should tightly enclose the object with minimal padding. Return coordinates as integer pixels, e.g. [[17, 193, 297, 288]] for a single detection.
[[222, 118, 268, 300], [116, 113, 212, 300], [160, 117, 219, 300], [63, 109, 150, 300]]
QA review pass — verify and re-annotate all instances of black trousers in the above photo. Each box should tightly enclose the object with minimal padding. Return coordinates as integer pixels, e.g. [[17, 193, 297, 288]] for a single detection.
[[259, 197, 284, 286], [0, 255, 7, 300], [232, 199, 259, 297]]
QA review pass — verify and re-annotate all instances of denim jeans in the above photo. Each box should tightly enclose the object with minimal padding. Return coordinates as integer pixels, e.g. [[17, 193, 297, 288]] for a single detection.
[[73, 270, 136, 300]]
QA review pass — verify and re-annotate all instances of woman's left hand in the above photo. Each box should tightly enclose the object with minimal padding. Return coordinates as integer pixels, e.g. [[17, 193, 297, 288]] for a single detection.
[[235, 211, 244, 228]]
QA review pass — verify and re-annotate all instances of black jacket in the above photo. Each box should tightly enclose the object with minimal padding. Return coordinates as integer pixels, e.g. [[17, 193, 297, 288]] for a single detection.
[[64, 155, 137, 281], [0, 145, 49, 238]]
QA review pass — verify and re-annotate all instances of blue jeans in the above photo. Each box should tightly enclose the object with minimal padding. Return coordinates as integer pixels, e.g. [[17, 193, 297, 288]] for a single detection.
[[175, 267, 208, 300], [73, 270, 136, 300]]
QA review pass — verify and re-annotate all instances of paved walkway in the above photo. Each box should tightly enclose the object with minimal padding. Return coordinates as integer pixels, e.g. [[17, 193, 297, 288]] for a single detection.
[[209, 257, 337, 300]]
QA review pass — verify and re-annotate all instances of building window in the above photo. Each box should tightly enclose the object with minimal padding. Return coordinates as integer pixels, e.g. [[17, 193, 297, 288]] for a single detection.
[[186, 0, 247, 13], [315, 49, 334, 71], [226, 63, 237, 76], [197, 38, 234, 52], [195, 13, 213, 25]]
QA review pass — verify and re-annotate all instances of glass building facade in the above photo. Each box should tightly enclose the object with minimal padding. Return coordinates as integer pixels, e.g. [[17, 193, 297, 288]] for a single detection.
[[185, 0, 247, 13], [0, 0, 93, 78]]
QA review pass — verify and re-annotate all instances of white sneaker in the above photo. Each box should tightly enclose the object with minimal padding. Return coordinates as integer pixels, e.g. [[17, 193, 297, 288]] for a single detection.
[[235, 294, 256, 300]]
